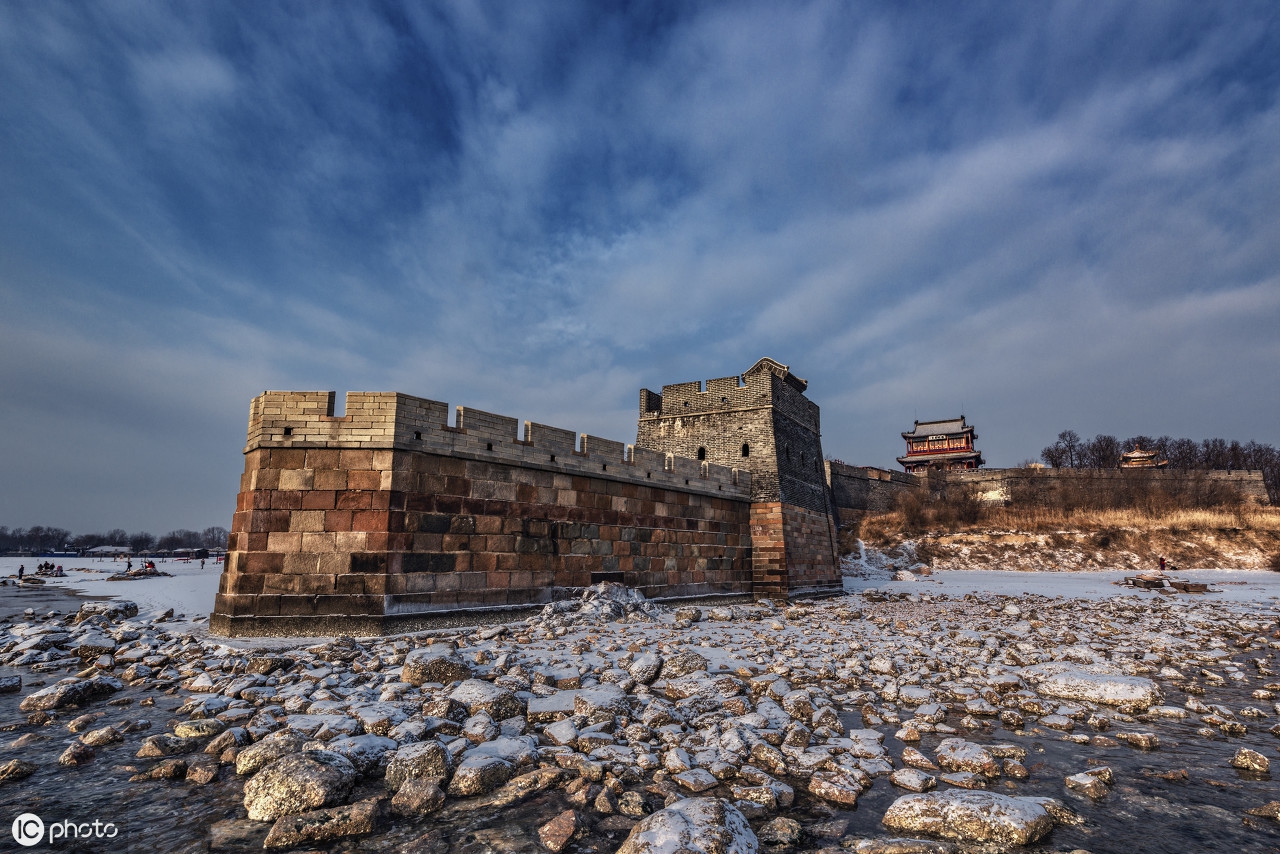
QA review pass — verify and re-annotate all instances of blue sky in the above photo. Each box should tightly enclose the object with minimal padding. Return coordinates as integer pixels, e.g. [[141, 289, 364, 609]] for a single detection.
[[2, 1, 1278, 534]]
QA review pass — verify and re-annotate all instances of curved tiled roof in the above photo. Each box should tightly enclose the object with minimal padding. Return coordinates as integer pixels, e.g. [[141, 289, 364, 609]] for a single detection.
[[902, 417, 973, 439]]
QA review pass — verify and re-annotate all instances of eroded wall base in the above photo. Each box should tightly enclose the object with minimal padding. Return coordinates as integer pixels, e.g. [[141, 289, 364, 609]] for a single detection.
[[749, 501, 842, 599], [213, 447, 754, 634]]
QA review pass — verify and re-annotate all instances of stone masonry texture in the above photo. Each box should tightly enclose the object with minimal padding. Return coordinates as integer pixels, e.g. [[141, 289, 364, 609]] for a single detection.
[[635, 358, 841, 599], [212, 359, 846, 636], [214, 380, 768, 636]]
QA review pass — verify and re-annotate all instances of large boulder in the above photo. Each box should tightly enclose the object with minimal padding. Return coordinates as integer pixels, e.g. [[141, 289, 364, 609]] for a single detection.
[[934, 738, 1000, 778], [75, 600, 139, 623], [447, 754, 515, 797], [235, 731, 309, 776], [881, 791, 1055, 846], [1021, 663, 1161, 712], [661, 651, 710, 680], [401, 646, 473, 686], [243, 751, 357, 821], [450, 679, 525, 721], [262, 798, 380, 848], [616, 797, 757, 854], [19, 677, 122, 712], [325, 734, 399, 777], [385, 740, 453, 792]]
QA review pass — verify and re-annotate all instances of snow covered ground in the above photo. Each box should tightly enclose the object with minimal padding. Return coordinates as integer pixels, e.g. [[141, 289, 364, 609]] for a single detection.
[[0, 555, 219, 628], [843, 539, 1280, 605], [3, 548, 1279, 644]]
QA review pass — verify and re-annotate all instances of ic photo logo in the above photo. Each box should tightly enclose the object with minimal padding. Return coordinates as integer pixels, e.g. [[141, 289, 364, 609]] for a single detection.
[[12, 813, 43, 847], [11, 812, 119, 847]]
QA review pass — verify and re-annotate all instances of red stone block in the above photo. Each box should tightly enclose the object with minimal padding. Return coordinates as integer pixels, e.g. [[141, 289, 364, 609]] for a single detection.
[[269, 490, 303, 510], [325, 510, 354, 531], [335, 491, 371, 512], [352, 510, 389, 532], [302, 490, 336, 510], [239, 555, 284, 573], [305, 448, 340, 469], [348, 470, 381, 490]]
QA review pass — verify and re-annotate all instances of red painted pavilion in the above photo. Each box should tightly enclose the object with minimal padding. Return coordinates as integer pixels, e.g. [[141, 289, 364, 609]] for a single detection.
[[897, 417, 984, 473]]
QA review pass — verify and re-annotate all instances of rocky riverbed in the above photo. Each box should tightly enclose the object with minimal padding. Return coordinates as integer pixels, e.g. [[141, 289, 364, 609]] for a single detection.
[[2, 582, 1280, 853]]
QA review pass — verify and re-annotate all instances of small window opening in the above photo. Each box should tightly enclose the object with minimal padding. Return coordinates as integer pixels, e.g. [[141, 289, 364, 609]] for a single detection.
[[741, 443, 750, 458], [683, 400, 690, 407], [721, 396, 728, 403], [486, 442, 493, 451], [283, 427, 293, 436], [646, 472, 651, 478], [549, 454, 556, 462], [697, 447, 706, 460], [414, 431, 422, 440], [602, 464, 608, 471]]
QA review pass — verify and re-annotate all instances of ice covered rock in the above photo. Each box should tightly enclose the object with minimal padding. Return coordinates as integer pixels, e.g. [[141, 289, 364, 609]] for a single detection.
[[235, 731, 309, 776], [662, 650, 711, 679], [1021, 663, 1161, 711], [450, 679, 525, 721], [1231, 748, 1270, 773], [616, 797, 758, 854], [401, 646, 472, 686], [19, 676, 122, 711], [385, 740, 453, 791], [934, 738, 1000, 778], [882, 790, 1055, 846], [243, 750, 357, 821]]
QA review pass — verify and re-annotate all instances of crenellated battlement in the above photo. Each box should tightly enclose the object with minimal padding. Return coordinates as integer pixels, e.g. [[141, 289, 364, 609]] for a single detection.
[[245, 390, 750, 500], [214, 362, 833, 637]]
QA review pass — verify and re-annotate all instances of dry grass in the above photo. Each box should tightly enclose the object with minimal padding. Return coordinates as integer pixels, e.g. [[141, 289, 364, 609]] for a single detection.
[[851, 502, 1280, 570], [949, 504, 1280, 534]]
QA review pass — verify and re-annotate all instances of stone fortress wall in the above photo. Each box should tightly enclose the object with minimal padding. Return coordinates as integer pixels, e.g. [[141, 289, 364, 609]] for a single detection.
[[211, 359, 1266, 636], [213, 391, 756, 637], [825, 462, 918, 522], [825, 461, 1269, 517], [635, 359, 841, 599]]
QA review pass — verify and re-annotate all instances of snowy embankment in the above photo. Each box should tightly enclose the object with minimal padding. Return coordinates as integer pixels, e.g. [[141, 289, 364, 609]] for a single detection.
[[0, 556, 218, 629]]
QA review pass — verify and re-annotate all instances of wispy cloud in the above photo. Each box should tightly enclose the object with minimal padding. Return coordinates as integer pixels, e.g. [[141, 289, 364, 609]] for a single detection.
[[1, 1, 1277, 532]]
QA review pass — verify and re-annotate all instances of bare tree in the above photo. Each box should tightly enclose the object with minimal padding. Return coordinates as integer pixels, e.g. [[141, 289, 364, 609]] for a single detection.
[[201, 526, 230, 549], [1058, 430, 1082, 468], [129, 531, 156, 553], [1082, 435, 1122, 469]]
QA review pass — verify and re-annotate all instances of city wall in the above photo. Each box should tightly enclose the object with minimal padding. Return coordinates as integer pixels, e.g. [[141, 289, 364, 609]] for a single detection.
[[825, 462, 919, 522], [822, 463, 1269, 520], [212, 391, 755, 637]]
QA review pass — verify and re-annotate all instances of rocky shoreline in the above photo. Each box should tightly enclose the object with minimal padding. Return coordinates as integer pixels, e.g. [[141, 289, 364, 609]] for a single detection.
[[2, 582, 1280, 852]]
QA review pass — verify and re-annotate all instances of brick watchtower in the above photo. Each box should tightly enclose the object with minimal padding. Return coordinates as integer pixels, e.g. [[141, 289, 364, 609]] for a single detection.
[[635, 357, 842, 598]]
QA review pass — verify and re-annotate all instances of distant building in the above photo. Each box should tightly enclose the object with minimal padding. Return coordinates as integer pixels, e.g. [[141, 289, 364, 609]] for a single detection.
[[1119, 446, 1168, 469], [897, 416, 984, 473]]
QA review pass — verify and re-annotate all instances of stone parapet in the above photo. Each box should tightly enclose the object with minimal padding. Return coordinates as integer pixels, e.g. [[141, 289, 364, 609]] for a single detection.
[[245, 391, 750, 501]]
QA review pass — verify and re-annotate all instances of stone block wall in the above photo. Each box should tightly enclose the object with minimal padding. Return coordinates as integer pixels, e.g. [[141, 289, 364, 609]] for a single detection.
[[636, 358, 842, 599], [749, 502, 842, 598], [825, 462, 920, 522], [821, 464, 1269, 523], [213, 391, 754, 636]]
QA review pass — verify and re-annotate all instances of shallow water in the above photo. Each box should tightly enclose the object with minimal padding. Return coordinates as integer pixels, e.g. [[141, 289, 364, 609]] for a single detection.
[[5, 648, 1280, 854], [5, 577, 1280, 853]]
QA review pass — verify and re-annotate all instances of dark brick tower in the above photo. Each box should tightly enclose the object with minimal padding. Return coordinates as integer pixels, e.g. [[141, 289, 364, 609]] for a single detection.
[[636, 357, 842, 598]]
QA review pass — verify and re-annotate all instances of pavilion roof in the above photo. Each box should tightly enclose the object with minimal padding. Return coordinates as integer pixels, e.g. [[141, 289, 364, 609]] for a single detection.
[[903, 417, 974, 439]]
